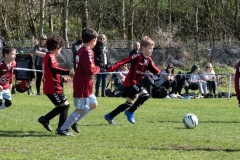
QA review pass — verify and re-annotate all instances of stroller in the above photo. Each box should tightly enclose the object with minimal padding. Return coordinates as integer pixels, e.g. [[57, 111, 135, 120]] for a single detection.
[[11, 53, 35, 95]]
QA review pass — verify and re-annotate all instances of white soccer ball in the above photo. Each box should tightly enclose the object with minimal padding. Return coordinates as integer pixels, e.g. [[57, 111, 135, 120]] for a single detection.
[[183, 113, 198, 129]]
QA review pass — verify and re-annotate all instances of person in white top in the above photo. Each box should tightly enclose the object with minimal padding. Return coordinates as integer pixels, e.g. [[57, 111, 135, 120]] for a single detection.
[[202, 63, 217, 97], [190, 64, 207, 96]]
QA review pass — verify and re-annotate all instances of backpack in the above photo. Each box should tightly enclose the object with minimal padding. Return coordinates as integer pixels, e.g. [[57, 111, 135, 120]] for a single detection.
[[152, 86, 169, 98]]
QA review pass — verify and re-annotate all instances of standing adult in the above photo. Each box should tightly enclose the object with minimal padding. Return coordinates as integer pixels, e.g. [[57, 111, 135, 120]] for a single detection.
[[72, 33, 82, 71], [34, 35, 48, 95], [93, 34, 111, 97], [129, 41, 140, 57], [0, 36, 7, 60]]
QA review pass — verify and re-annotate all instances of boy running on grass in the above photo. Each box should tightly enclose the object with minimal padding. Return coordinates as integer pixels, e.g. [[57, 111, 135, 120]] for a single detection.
[[38, 35, 77, 133], [57, 28, 100, 136], [104, 36, 161, 125], [0, 46, 16, 110]]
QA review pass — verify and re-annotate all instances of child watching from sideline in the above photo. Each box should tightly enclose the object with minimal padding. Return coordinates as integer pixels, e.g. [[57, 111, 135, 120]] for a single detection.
[[0, 46, 16, 110], [104, 36, 161, 125], [57, 28, 100, 136], [38, 35, 76, 133]]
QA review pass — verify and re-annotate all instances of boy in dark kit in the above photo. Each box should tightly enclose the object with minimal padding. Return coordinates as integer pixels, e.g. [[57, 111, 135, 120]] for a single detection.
[[38, 35, 77, 133], [57, 28, 100, 136], [104, 36, 161, 125]]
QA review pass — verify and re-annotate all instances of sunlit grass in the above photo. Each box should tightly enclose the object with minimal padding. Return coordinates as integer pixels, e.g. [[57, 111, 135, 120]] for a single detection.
[[0, 89, 239, 159]]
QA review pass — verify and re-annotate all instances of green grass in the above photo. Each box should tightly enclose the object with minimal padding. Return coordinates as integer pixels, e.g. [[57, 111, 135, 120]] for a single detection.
[[1, 90, 240, 159]]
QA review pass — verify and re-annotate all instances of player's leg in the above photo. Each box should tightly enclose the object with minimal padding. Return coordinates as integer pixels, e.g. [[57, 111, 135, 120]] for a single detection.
[[38, 94, 68, 132], [58, 97, 87, 136], [125, 84, 150, 124], [104, 86, 135, 125], [71, 94, 98, 133], [0, 89, 12, 110]]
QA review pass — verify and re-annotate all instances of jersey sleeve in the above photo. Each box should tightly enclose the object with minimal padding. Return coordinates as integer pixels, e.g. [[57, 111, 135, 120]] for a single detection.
[[147, 58, 161, 75], [9, 61, 16, 85], [106, 54, 138, 72], [48, 56, 70, 75]]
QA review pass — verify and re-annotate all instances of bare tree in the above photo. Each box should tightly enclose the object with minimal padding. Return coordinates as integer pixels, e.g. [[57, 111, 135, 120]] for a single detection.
[[39, 0, 45, 37]]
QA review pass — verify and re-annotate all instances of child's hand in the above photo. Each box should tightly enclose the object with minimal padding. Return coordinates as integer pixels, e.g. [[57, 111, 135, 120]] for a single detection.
[[69, 71, 74, 78], [64, 77, 72, 83], [0, 86, 3, 92]]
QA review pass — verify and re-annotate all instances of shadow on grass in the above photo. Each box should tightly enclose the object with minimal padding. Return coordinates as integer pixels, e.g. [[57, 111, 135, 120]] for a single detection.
[[149, 145, 240, 152], [158, 120, 240, 124], [0, 130, 56, 137]]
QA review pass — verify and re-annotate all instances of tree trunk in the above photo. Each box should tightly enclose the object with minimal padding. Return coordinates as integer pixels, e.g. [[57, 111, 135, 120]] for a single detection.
[[39, 0, 45, 37], [24, 0, 37, 38], [63, 0, 69, 47], [127, 0, 134, 43], [81, 0, 88, 28]]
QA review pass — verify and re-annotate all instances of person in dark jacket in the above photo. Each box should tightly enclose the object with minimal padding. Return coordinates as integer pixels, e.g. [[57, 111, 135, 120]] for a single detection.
[[129, 41, 140, 57], [33, 35, 48, 95], [93, 34, 111, 97]]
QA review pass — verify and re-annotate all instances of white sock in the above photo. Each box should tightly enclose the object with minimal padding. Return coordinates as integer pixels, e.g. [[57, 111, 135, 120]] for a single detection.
[[0, 103, 6, 110], [76, 107, 91, 122], [61, 111, 79, 130]]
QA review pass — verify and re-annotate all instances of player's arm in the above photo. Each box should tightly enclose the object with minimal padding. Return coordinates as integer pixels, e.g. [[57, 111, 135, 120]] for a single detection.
[[48, 57, 71, 75], [147, 59, 161, 75], [107, 54, 138, 72]]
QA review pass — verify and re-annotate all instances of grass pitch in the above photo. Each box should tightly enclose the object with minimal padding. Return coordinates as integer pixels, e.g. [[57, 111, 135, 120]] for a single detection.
[[0, 90, 240, 160]]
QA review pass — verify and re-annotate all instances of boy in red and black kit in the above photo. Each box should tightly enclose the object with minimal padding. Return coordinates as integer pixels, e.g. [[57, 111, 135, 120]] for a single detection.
[[57, 28, 100, 136], [38, 35, 76, 133], [104, 36, 161, 125], [0, 46, 16, 110]]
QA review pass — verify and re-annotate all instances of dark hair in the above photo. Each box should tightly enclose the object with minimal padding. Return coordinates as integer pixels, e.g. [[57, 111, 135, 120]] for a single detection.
[[82, 28, 98, 43], [165, 63, 174, 74], [46, 35, 65, 50], [2, 45, 15, 57]]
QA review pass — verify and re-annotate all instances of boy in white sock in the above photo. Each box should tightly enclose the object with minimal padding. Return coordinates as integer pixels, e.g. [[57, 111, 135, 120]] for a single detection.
[[57, 28, 100, 136]]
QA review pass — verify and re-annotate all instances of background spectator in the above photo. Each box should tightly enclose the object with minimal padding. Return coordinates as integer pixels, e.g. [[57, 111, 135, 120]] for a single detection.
[[190, 64, 207, 97], [72, 33, 82, 71], [202, 63, 217, 97], [93, 34, 111, 97], [155, 63, 177, 98], [129, 41, 140, 57], [0, 36, 7, 60], [33, 35, 48, 95]]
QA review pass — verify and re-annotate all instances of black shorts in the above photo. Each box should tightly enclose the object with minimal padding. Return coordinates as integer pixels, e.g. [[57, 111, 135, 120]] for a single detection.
[[46, 93, 67, 106], [122, 84, 144, 100]]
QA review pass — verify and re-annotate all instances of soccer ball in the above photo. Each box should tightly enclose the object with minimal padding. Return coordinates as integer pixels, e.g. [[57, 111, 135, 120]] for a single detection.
[[183, 113, 198, 129]]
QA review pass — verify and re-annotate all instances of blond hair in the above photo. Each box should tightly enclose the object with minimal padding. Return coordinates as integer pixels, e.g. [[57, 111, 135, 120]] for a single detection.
[[140, 36, 154, 47]]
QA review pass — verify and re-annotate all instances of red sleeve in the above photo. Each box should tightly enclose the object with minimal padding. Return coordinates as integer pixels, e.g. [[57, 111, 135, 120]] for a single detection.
[[82, 50, 100, 74], [106, 55, 137, 72], [48, 56, 70, 75], [147, 57, 161, 75], [235, 61, 240, 104], [9, 61, 16, 85]]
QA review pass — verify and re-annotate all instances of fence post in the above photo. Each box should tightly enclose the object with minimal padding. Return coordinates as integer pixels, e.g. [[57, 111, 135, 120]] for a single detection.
[[227, 74, 231, 99]]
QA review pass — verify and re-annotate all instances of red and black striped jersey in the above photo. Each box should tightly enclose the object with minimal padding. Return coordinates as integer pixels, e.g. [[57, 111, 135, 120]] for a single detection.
[[0, 60, 16, 89], [107, 53, 161, 86], [42, 53, 70, 94]]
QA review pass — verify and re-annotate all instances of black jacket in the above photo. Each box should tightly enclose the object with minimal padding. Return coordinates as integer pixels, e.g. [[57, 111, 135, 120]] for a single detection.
[[93, 41, 111, 72]]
